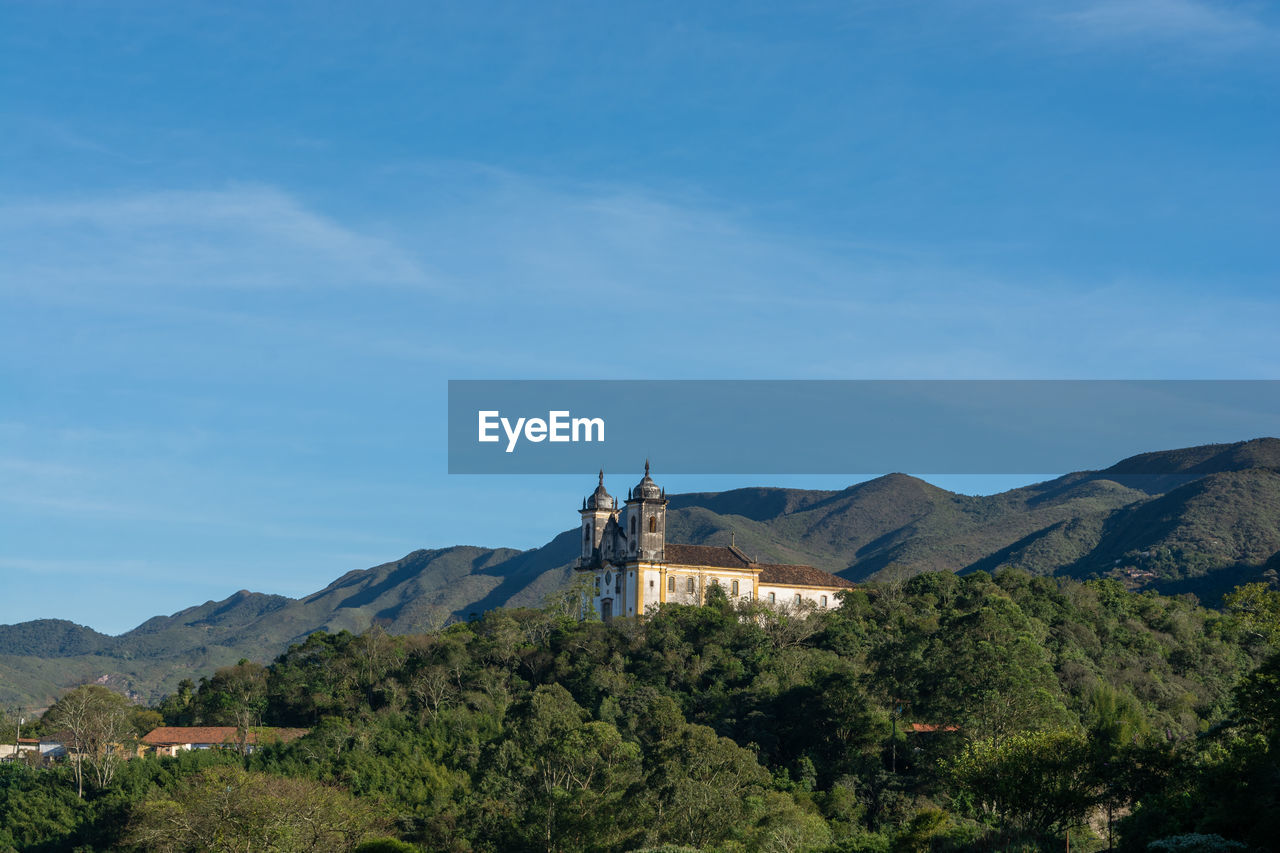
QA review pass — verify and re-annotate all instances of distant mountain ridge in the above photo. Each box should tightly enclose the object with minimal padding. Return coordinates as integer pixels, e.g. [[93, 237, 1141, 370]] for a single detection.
[[3, 438, 1279, 711]]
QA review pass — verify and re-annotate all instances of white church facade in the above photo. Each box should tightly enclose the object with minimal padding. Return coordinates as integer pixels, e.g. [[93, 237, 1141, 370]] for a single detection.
[[576, 464, 855, 621]]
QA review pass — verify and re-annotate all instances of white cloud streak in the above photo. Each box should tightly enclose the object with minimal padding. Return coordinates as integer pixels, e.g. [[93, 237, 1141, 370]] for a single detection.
[[1050, 0, 1274, 50], [4, 174, 1278, 382], [1, 171, 1277, 633], [0, 186, 434, 292]]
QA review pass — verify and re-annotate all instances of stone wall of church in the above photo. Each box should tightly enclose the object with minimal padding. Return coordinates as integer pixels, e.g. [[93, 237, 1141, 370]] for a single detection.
[[756, 584, 840, 609], [587, 563, 844, 620], [648, 566, 757, 610]]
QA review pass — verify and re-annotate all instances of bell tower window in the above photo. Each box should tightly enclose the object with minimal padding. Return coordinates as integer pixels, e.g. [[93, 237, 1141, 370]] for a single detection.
[[649, 516, 656, 533]]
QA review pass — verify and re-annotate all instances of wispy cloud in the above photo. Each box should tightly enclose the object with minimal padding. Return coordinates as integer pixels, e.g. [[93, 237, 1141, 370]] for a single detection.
[[13, 116, 134, 161], [1050, 0, 1274, 51], [0, 186, 435, 292], [383, 168, 1280, 379], [5, 172, 1278, 381], [0, 449, 417, 546], [0, 556, 185, 583], [3, 169, 1279, 632]]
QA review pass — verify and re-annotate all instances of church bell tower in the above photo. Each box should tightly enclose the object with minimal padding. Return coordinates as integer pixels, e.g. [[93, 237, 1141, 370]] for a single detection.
[[624, 460, 666, 563], [579, 470, 617, 567]]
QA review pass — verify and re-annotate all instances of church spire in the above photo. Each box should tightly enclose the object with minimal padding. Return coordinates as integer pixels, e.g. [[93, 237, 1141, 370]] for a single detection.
[[585, 469, 615, 510], [631, 460, 661, 501]]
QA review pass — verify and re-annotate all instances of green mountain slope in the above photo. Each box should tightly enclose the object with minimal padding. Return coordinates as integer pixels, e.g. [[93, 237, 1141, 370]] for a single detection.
[[3, 438, 1279, 712], [0, 619, 112, 657]]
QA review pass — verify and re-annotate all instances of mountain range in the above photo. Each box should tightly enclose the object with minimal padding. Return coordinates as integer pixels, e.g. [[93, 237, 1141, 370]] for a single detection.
[[4, 438, 1280, 712]]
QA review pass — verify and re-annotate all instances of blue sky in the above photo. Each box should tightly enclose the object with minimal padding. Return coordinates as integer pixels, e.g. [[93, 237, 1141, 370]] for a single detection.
[[2, 0, 1278, 634]]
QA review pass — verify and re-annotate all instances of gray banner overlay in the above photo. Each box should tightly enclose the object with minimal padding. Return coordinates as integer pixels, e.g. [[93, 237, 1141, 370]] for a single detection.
[[448, 380, 1280, 474]]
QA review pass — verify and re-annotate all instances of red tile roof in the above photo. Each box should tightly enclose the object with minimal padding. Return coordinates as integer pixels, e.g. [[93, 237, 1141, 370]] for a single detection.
[[663, 543, 752, 569], [757, 563, 856, 589], [663, 543, 855, 589], [905, 723, 960, 733], [141, 726, 309, 747]]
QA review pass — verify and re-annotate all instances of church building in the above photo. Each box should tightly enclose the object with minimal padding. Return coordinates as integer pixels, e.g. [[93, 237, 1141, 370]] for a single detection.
[[577, 464, 855, 621]]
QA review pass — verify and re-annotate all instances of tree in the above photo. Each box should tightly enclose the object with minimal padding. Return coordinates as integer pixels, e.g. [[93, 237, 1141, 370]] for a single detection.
[[131, 707, 164, 738], [480, 684, 643, 852], [925, 593, 1069, 743], [746, 596, 824, 652], [643, 722, 773, 849], [43, 684, 134, 797], [199, 660, 269, 752], [351, 625, 406, 708], [157, 678, 197, 725], [267, 630, 360, 724], [1224, 583, 1280, 647], [775, 670, 890, 783], [545, 573, 598, 624], [947, 729, 1098, 835], [0, 709, 16, 745], [125, 764, 384, 852], [1235, 649, 1280, 745]]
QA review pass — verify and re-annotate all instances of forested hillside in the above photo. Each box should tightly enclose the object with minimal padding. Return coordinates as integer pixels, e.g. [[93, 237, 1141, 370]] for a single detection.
[[5, 439, 1280, 713], [4, 571, 1279, 852]]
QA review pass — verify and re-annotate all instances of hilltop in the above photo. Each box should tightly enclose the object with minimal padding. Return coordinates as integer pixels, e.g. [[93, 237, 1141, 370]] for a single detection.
[[2, 438, 1278, 710]]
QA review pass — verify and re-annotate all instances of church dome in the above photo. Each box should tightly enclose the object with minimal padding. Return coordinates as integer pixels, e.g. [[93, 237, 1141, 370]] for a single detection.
[[586, 470, 615, 509], [632, 460, 661, 500]]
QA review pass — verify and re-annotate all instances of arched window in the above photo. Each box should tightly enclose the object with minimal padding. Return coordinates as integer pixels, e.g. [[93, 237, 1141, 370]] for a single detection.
[[668, 576, 675, 592], [768, 592, 776, 604], [630, 516, 637, 536], [584, 525, 591, 546], [794, 593, 802, 605], [686, 577, 695, 593], [820, 595, 828, 607], [649, 516, 656, 533], [731, 580, 739, 595], [615, 575, 622, 593]]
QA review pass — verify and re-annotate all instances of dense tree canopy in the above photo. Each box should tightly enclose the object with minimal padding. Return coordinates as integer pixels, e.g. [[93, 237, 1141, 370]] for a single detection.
[[2, 569, 1277, 852], [125, 764, 384, 852]]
